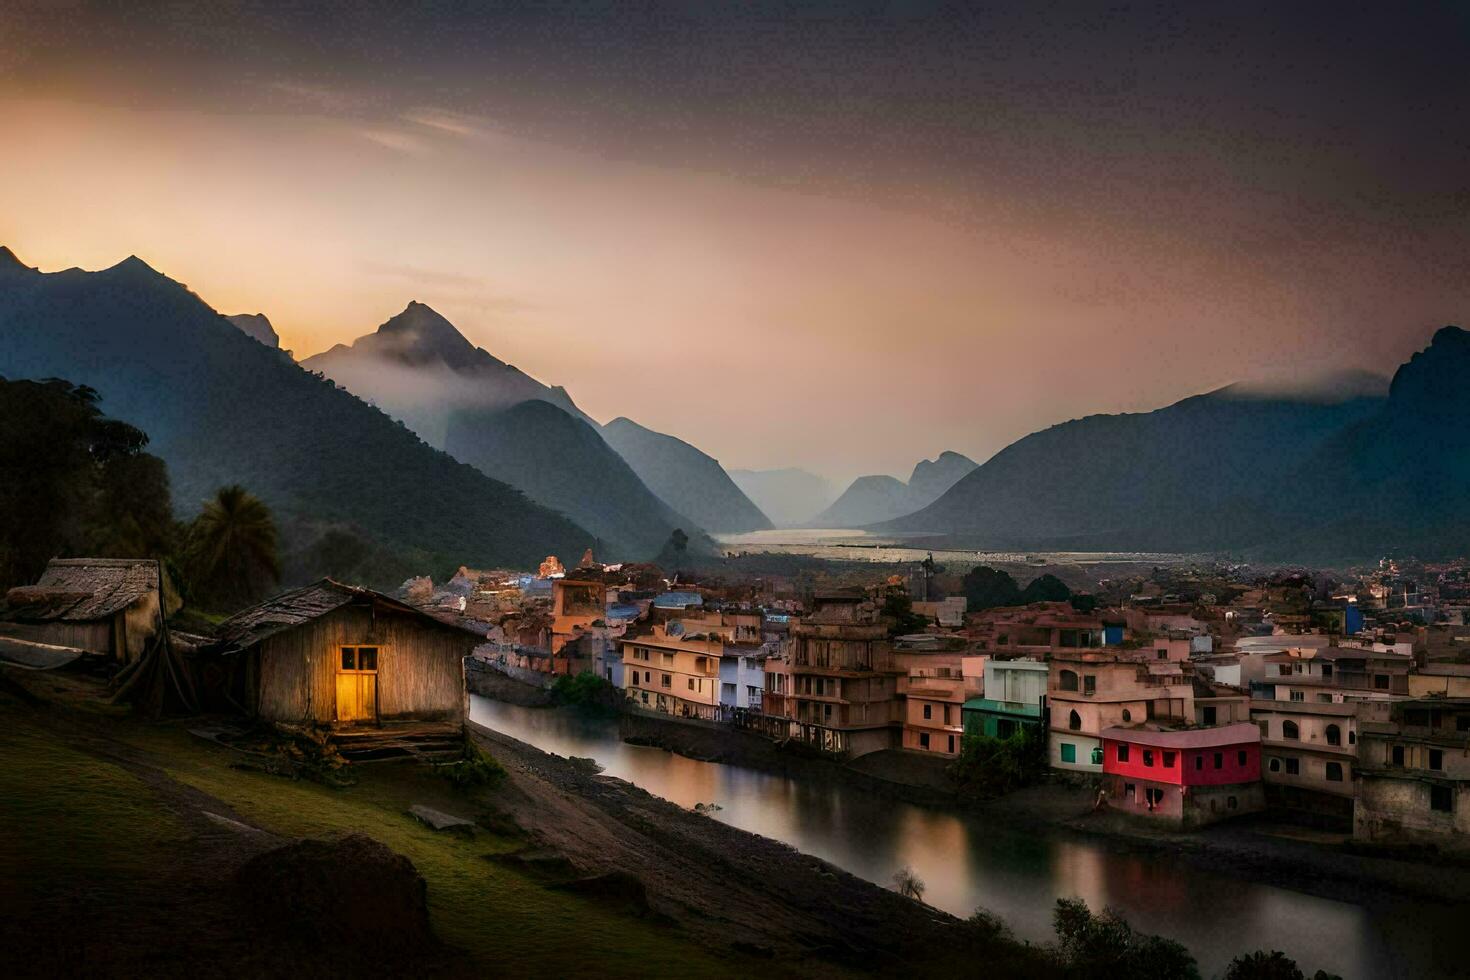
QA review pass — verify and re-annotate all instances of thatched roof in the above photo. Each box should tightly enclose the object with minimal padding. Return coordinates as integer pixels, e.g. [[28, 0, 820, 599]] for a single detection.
[[210, 579, 486, 656], [4, 558, 169, 622]]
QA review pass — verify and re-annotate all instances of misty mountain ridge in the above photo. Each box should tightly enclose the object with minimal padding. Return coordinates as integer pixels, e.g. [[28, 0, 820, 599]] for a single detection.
[[601, 417, 771, 534], [811, 451, 976, 527], [729, 467, 839, 527], [0, 247, 595, 583], [301, 301, 594, 446], [881, 331, 1470, 560]]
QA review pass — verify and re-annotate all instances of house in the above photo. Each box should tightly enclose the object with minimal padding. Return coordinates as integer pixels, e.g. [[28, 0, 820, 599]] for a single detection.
[[1048, 650, 1194, 772], [206, 580, 483, 731], [894, 633, 974, 756], [963, 658, 1048, 740], [1251, 698, 1387, 828], [757, 590, 901, 757], [620, 621, 723, 721], [0, 557, 180, 664], [549, 578, 605, 671], [1355, 699, 1470, 851], [1100, 723, 1265, 827]]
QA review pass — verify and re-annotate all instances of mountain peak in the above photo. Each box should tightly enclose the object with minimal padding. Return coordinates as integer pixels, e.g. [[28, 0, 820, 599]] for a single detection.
[[1389, 324, 1470, 412], [106, 254, 161, 277], [0, 245, 37, 275], [226, 312, 281, 349], [371, 301, 482, 368]]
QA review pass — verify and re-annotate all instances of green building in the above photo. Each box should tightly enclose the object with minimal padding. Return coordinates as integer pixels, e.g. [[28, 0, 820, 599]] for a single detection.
[[962, 658, 1048, 739]]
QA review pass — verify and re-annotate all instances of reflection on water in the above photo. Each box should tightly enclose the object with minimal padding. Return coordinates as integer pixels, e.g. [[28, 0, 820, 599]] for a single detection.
[[471, 696, 1457, 980], [711, 528, 1193, 566]]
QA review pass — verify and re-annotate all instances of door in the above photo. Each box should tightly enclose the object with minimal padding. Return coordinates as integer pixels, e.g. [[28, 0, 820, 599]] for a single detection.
[[335, 646, 379, 723]]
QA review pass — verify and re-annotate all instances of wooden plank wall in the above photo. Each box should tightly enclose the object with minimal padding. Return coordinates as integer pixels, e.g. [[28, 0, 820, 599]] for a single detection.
[[257, 603, 475, 725]]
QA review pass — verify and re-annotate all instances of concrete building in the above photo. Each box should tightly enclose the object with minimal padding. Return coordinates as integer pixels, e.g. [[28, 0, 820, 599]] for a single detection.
[[758, 590, 900, 757], [1356, 699, 1470, 851], [894, 634, 973, 756], [1251, 699, 1388, 827], [963, 658, 1048, 740], [1048, 651, 1194, 773], [621, 621, 723, 721], [1100, 723, 1265, 827]]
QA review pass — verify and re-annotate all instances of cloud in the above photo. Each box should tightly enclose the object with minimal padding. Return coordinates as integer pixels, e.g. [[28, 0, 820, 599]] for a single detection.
[[357, 128, 431, 155], [403, 108, 485, 138]]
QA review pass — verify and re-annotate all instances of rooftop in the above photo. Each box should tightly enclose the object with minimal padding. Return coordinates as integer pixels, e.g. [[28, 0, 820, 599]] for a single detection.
[[1101, 722, 1261, 749]]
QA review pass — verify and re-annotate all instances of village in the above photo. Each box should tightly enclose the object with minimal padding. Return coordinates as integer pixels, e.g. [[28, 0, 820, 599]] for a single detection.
[[9, 549, 1467, 851]]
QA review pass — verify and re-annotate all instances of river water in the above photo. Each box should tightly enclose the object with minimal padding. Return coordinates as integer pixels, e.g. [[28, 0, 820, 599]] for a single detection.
[[470, 696, 1454, 979], [711, 527, 1194, 566]]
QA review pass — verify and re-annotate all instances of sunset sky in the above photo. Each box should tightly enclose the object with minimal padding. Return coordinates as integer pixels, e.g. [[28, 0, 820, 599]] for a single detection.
[[3, 2, 1467, 483]]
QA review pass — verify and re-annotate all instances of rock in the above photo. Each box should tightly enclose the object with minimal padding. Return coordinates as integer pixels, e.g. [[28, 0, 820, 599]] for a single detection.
[[549, 871, 665, 920], [408, 804, 475, 834], [235, 833, 435, 959], [486, 848, 579, 880]]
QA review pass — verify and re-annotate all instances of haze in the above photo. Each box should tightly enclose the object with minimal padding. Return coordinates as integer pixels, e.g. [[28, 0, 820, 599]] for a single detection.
[[2, 2, 1466, 483]]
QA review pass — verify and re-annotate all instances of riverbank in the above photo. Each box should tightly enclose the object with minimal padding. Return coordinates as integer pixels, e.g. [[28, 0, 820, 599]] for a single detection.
[[618, 703, 1470, 912]]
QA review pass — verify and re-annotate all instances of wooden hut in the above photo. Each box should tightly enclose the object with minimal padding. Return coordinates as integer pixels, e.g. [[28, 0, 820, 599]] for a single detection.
[[0, 558, 180, 664], [208, 579, 484, 733]]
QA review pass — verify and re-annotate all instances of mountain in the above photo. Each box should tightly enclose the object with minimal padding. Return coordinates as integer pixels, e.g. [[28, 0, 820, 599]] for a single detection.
[[601, 417, 771, 533], [0, 248, 594, 584], [812, 451, 977, 527], [728, 468, 838, 528], [301, 301, 593, 447], [446, 401, 701, 559], [877, 361, 1446, 558], [226, 312, 280, 349]]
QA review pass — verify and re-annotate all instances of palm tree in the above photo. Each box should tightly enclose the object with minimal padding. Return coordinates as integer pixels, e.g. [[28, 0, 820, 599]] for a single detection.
[[187, 485, 280, 609]]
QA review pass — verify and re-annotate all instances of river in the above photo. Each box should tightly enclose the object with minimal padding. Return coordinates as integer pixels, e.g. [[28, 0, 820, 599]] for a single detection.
[[470, 696, 1455, 979], [711, 527, 1195, 566]]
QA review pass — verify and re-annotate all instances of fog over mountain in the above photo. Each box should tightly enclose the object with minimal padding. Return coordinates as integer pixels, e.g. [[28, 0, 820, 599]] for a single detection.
[[728, 468, 839, 528], [812, 451, 977, 527], [881, 334, 1470, 560], [601, 417, 771, 534]]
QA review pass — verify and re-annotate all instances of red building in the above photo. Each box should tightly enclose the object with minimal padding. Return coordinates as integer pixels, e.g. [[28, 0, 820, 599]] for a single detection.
[[1099, 722, 1265, 827]]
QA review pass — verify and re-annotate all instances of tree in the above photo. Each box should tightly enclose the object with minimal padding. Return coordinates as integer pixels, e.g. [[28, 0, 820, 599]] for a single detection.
[[881, 587, 929, 635], [948, 727, 1046, 798], [656, 527, 690, 571], [1223, 951, 1304, 980], [185, 485, 280, 610], [962, 565, 1021, 610], [0, 377, 176, 588], [892, 866, 925, 902], [1020, 573, 1072, 604], [1052, 898, 1199, 980]]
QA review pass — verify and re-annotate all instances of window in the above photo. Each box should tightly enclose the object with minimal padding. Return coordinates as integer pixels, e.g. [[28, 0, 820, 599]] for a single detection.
[[1430, 749, 1444, 772], [1285, 758, 1300, 776], [920, 732, 930, 749], [1213, 752, 1224, 769], [1326, 762, 1343, 782], [1202, 706, 1217, 725], [1283, 721, 1300, 740], [1157, 649, 1167, 660], [1321, 665, 1333, 679], [1228, 796, 1238, 809], [1117, 744, 1130, 763], [1059, 670, 1078, 692], [1060, 743, 1076, 764], [997, 719, 1016, 739], [1349, 731, 1356, 745], [687, 678, 695, 691], [1124, 782, 1135, 800], [923, 704, 932, 720], [1269, 757, 1281, 773], [1068, 710, 1081, 731], [1290, 690, 1305, 702], [1459, 714, 1470, 733], [1392, 745, 1405, 767], [1317, 694, 1333, 703], [1163, 751, 1176, 768], [1143, 750, 1154, 767], [1091, 746, 1104, 765], [1238, 750, 1247, 767], [339, 646, 378, 671], [1431, 785, 1454, 813], [1374, 674, 1389, 690], [661, 673, 672, 689], [948, 735, 955, 753], [1122, 709, 1132, 723], [1195, 755, 1204, 770], [1326, 724, 1342, 746], [1083, 675, 1097, 695]]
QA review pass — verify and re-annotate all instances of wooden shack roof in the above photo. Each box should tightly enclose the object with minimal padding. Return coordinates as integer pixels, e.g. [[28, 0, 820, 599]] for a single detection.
[[4, 558, 168, 622], [210, 579, 486, 655]]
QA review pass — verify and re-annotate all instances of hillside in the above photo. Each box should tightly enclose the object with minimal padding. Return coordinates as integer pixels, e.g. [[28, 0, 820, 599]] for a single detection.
[[601, 417, 771, 534], [0, 249, 593, 583], [728, 468, 838, 527], [225, 313, 280, 349], [301, 302, 594, 448], [879, 344, 1470, 561], [812, 451, 976, 527], [446, 401, 701, 560]]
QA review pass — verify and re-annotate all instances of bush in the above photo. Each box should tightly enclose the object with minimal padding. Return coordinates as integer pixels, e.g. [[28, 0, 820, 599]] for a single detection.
[[1223, 950, 1341, 980], [1052, 898, 1199, 980], [440, 742, 506, 792], [948, 726, 1046, 798], [550, 670, 622, 713]]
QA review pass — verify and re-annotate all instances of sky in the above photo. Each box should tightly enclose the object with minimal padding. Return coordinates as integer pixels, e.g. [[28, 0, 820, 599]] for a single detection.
[[2, 2, 1468, 484]]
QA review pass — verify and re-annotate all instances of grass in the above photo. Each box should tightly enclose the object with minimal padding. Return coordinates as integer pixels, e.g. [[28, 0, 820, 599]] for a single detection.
[[110, 720, 744, 978]]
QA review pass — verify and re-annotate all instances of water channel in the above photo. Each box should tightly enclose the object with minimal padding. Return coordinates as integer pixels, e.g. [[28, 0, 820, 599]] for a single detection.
[[470, 695, 1456, 979]]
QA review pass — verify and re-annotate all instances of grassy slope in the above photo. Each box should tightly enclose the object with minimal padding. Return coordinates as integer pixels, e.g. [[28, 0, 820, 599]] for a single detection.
[[0, 684, 738, 979]]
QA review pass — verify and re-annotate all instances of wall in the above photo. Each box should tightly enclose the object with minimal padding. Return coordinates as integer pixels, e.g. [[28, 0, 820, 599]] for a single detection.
[[256, 605, 473, 725]]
